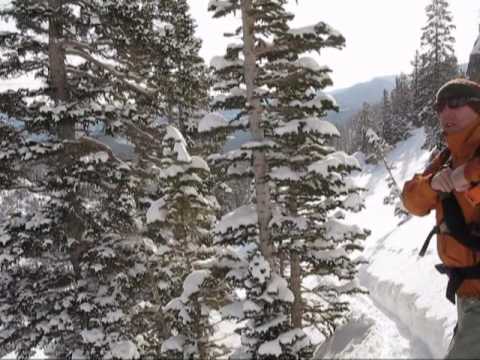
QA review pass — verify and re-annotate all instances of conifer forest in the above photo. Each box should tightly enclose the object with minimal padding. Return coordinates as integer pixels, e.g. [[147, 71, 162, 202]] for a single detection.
[[0, 0, 473, 358]]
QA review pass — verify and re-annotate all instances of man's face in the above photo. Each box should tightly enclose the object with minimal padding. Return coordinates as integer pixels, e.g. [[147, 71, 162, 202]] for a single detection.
[[438, 102, 479, 134]]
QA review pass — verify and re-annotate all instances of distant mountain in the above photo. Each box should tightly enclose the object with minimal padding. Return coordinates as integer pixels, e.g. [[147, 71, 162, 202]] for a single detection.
[[325, 63, 468, 125], [326, 75, 396, 124], [222, 74, 397, 151]]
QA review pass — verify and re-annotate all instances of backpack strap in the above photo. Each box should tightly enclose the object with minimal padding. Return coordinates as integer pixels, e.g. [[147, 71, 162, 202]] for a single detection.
[[423, 147, 451, 175], [441, 194, 480, 252], [436, 263, 480, 304], [419, 225, 440, 257], [431, 194, 480, 304]]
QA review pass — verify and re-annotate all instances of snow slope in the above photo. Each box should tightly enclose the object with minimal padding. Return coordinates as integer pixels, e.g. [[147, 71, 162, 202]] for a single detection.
[[337, 127, 457, 358]]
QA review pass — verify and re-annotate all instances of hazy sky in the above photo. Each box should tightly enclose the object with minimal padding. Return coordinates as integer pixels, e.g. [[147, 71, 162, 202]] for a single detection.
[[188, 0, 480, 90]]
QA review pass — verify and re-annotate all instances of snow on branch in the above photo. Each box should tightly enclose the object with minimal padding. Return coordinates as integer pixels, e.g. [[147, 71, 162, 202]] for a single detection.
[[274, 117, 339, 137], [288, 21, 342, 41], [324, 218, 363, 243], [308, 151, 361, 177], [240, 139, 279, 150], [180, 270, 212, 301], [198, 112, 229, 133], [215, 204, 258, 234], [64, 47, 156, 97], [210, 55, 243, 71], [207, 0, 239, 17], [258, 329, 310, 357]]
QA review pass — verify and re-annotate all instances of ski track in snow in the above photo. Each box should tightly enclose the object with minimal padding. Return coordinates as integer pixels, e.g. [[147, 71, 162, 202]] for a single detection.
[[314, 293, 432, 359]]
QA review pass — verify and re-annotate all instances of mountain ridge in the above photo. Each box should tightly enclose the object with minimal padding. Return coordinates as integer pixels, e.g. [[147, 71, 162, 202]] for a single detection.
[[326, 75, 396, 124]]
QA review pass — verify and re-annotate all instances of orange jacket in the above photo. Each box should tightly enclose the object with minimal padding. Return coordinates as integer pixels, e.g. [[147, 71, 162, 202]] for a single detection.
[[402, 121, 480, 297]]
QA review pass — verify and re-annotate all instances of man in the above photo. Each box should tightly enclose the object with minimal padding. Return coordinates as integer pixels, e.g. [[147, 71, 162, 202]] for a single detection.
[[402, 78, 480, 359]]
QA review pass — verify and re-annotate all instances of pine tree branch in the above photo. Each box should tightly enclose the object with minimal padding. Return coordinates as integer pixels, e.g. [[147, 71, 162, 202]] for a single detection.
[[65, 65, 99, 82], [255, 42, 287, 58], [75, 136, 129, 167], [2, 185, 46, 194], [381, 155, 401, 193], [63, 39, 119, 64], [64, 47, 156, 97]]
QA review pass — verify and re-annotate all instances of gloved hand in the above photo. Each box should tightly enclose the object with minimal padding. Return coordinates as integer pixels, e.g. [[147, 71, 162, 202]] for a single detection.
[[451, 164, 470, 192], [431, 167, 454, 193]]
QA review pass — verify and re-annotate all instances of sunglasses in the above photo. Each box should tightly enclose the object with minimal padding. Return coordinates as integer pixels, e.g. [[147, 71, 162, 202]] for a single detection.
[[434, 96, 480, 113]]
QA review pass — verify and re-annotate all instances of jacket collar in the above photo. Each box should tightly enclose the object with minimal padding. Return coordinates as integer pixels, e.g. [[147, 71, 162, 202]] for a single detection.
[[445, 119, 480, 163]]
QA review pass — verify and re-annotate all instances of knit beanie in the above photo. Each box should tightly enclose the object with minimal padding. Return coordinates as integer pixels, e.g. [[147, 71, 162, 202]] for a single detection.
[[435, 78, 480, 113]]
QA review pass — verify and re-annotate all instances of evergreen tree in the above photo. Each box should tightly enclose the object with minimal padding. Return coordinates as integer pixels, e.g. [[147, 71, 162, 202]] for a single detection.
[[0, 135, 148, 358], [151, 0, 210, 135], [381, 89, 393, 142], [0, 0, 210, 357], [206, 207, 304, 359], [410, 50, 423, 128], [206, 0, 368, 356], [416, 0, 459, 149], [140, 126, 220, 359], [366, 129, 410, 223], [353, 102, 376, 156], [389, 74, 412, 144]]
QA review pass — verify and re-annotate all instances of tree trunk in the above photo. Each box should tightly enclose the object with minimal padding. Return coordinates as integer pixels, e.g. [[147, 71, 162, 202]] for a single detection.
[[48, 0, 72, 140], [240, 0, 274, 264], [279, 250, 286, 277], [290, 251, 302, 327], [193, 297, 207, 360]]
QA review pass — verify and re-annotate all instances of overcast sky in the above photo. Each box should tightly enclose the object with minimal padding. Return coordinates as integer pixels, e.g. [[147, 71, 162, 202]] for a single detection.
[[188, 0, 480, 90]]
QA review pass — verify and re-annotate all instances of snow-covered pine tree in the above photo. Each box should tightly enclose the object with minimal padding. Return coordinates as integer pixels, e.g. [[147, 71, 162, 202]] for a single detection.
[[0, 0, 210, 357], [417, 0, 459, 149], [332, 121, 352, 153], [203, 205, 305, 359], [268, 93, 369, 338], [195, 112, 252, 214], [366, 129, 410, 222], [381, 90, 394, 142], [352, 102, 378, 158], [0, 0, 209, 144], [204, 0, 308, 357], [208, 0, 275, 264], [0, 0, 166, 138], [162, 269, 226, 359], [410, 50, 423, 128], [138, 125, 220, 359], [250, 14, 369, 341], [148, 0, 210, 136], [0, 134, 151, 359], [205, 0, 369, 356], [388, 74, 412, 144]]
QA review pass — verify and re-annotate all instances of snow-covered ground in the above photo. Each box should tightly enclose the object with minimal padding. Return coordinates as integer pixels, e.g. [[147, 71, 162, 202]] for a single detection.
[[325, 127, 457, 359]]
